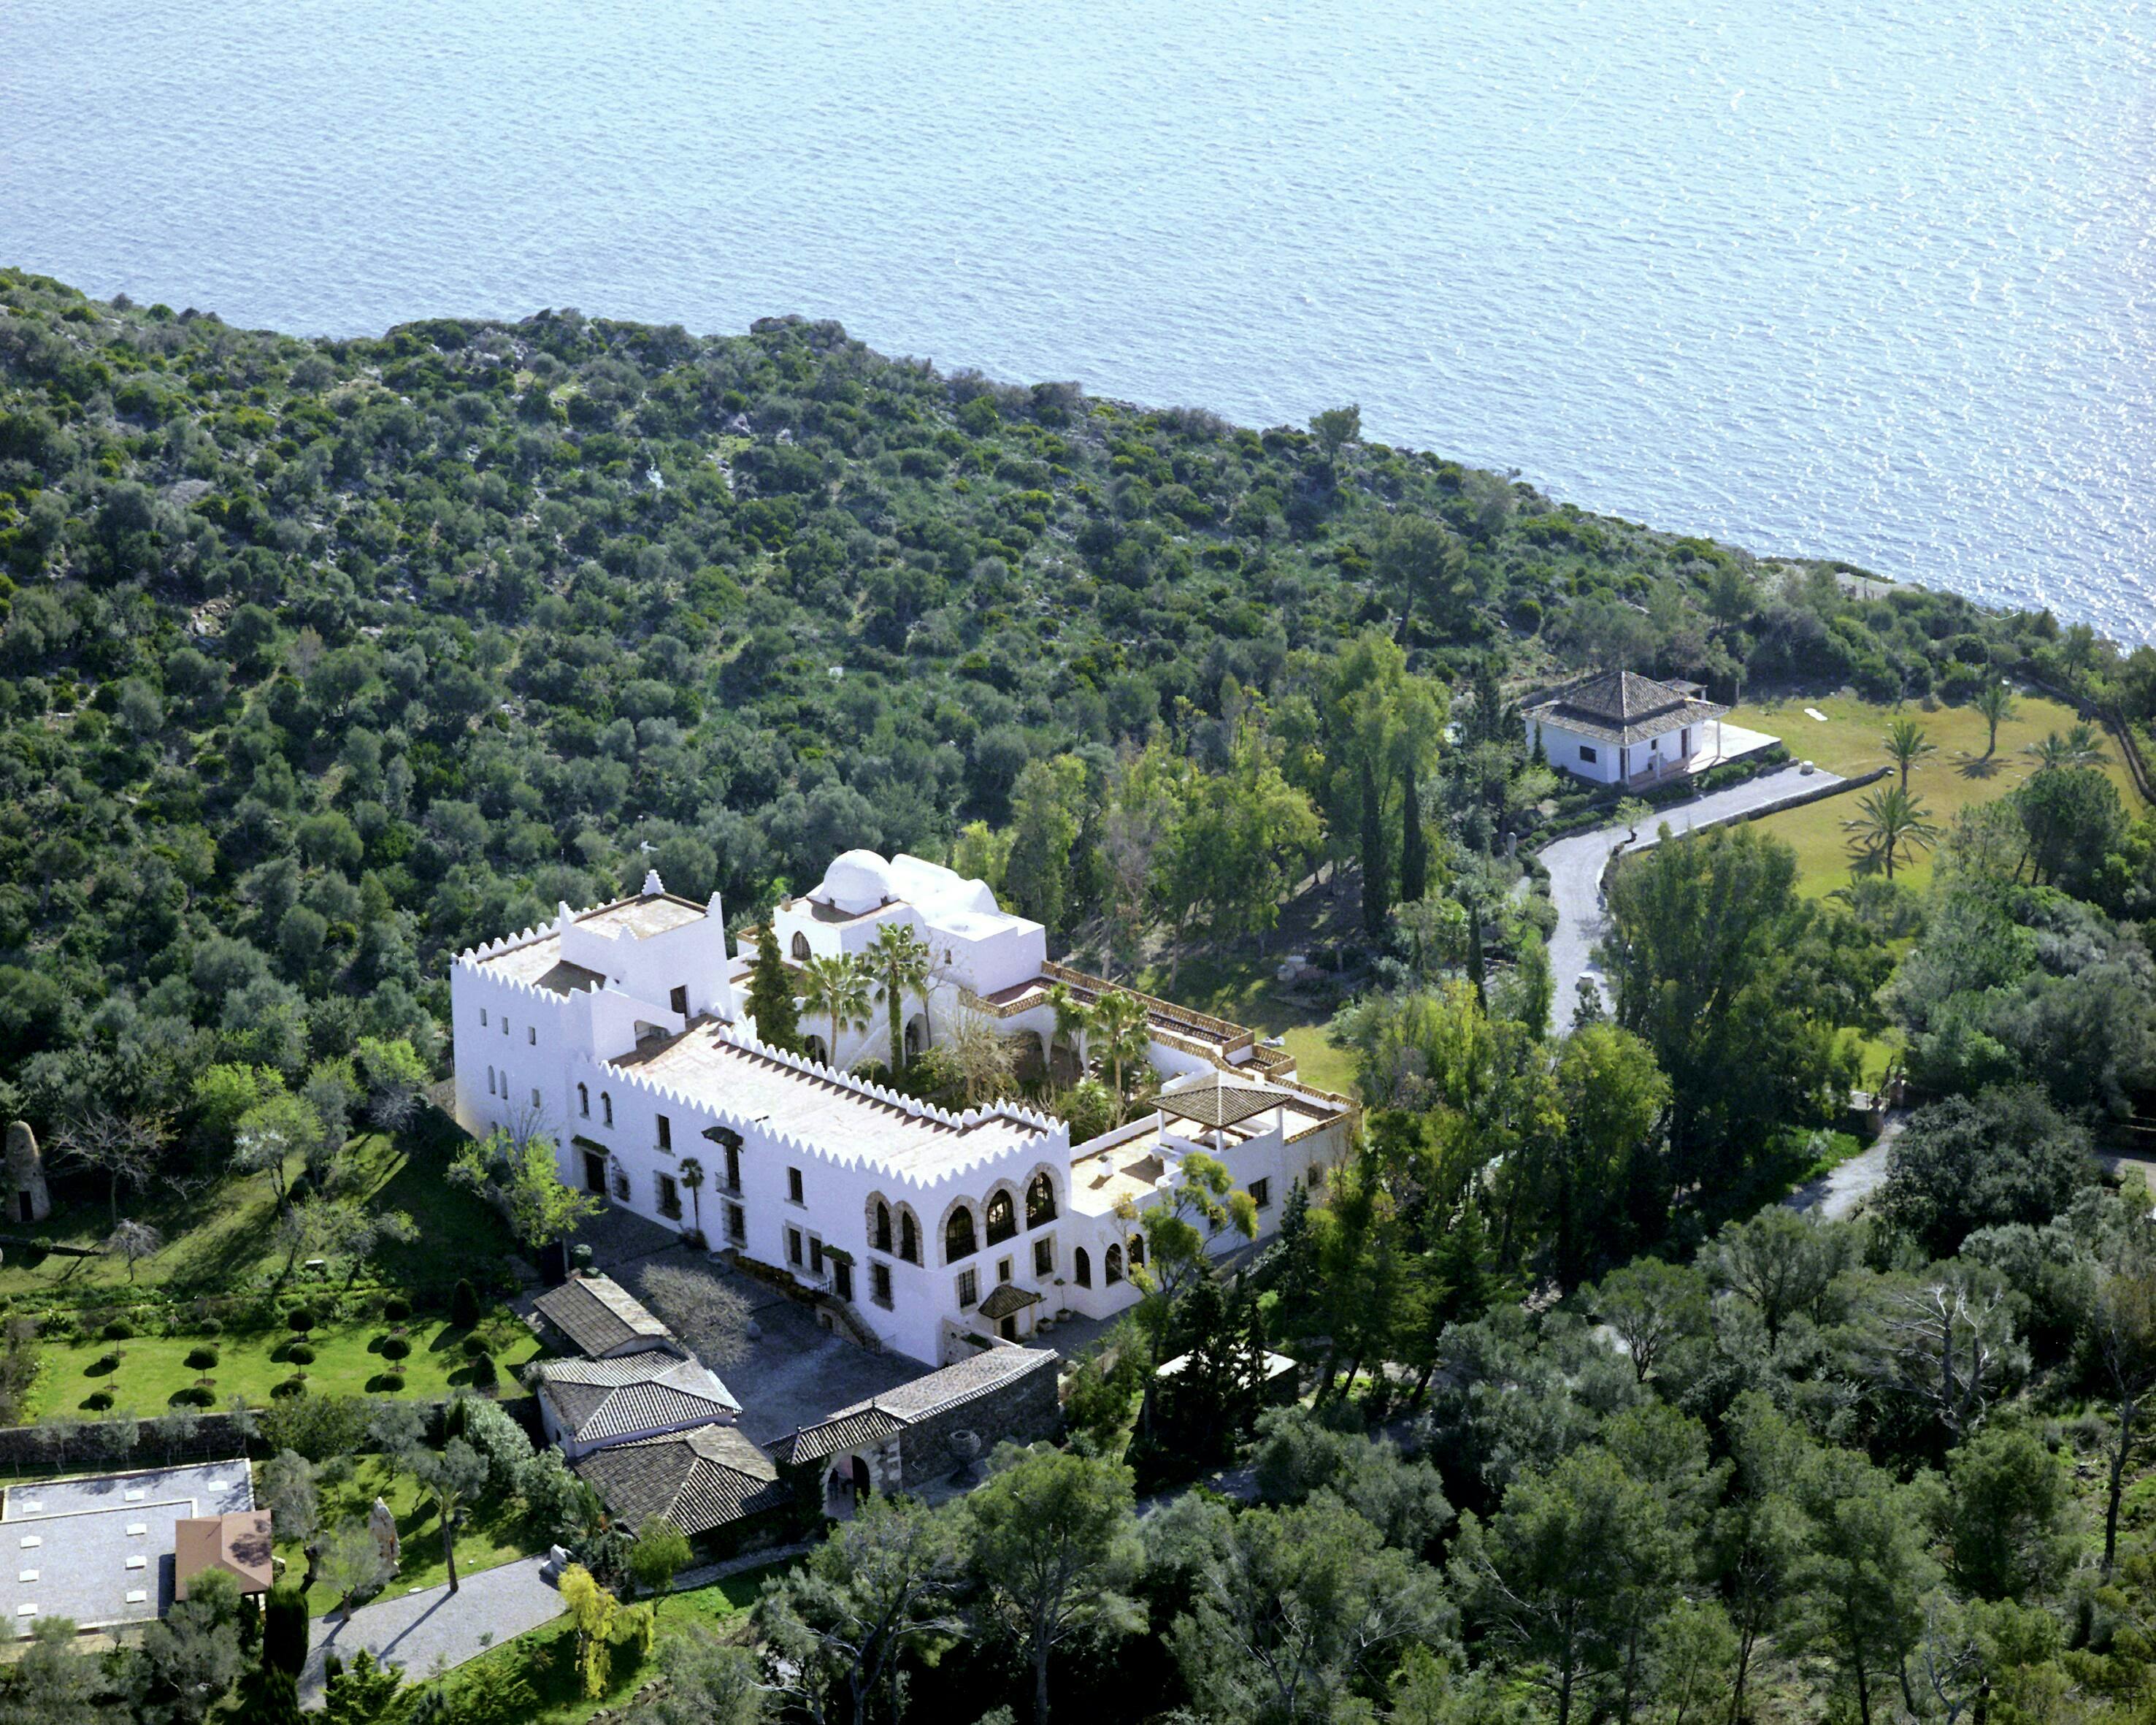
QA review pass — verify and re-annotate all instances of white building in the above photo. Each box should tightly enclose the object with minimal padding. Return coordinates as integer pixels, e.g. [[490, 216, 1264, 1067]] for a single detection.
[[1524, 670, 1733, 787], [450, 852, 1354, 1366]]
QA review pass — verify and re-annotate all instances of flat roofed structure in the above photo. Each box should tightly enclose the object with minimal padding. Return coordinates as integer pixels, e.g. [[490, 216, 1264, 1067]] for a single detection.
[[0, 1460, 253, 1633], [174, 1511, 274, 1599], [533, 1273, 678, 1360]]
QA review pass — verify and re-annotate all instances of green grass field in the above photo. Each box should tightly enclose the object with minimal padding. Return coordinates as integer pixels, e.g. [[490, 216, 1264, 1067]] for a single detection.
[[272, 1453, 549, 1615], [1730, 689, 2148, 900], [0, 1115, 518, 1303], [434, 1561, 783, 1721], [29, 1309, 542, 1420]]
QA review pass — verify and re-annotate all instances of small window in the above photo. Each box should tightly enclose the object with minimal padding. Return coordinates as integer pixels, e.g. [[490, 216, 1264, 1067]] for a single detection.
[[1129, 1233, 1146, 1268], [789, 1167, 804, 1204], [670, 985, 689, 1017], [1033, 1237, 1054, 1277], [787, 1228, 804, 1268], [531, 1088, 541, 1110], [791, 931, 811, 961], [480, 1008, 488, 1028], [486, 1068, 496, 1096], [724, 1143, 741, 1190], [578, 1083, 589, 1118], [957, 1269, 978, 1309], [658, 1172, 681, 1220], [875, 1202, 893, 1253], [602, 1093, 613, 1127], [1578, 744, 1598, 765], [1026, 1174, 1056, 1228], [1251, 1178, 1272, 1210], [871, 1263, 893, 1308], [809, 1236, 825, 1276], [1105, 1244, 1124, 1285], [997, 1256, 1013, 1285], [899, 1212, 920, 1265], [527, 1025, 536, 1046], [656, 1113, 672, 1152], [726, 1202, 745, 1243], [1073, 1247, 1092, 1288], [502, 1017, 510, 1036], [612, 1166, 632, 1201]]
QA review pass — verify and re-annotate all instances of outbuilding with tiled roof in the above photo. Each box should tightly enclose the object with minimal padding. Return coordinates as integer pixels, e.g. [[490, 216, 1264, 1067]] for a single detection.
[[535, 1353, 742, 1460], [1523, 670, 1734, 787], [532, 1273, 681, 1361], [570, 1423, 791, 1547]]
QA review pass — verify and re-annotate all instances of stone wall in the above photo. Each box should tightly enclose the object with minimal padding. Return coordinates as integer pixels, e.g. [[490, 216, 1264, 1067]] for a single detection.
[[894, 1352, 1062, 1490]]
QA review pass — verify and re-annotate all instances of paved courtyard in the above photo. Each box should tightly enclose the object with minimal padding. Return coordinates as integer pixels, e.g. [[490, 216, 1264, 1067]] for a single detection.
[[299, 1556, 562, 1702]]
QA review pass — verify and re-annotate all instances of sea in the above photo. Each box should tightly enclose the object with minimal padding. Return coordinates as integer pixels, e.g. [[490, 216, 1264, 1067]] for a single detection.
[[4, 0, 2152, 640]]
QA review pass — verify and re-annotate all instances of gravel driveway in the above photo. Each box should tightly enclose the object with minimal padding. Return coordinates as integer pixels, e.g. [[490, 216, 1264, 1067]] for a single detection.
[[299, 1556, 563, 1705], [1541, 765, 1843, 1028]]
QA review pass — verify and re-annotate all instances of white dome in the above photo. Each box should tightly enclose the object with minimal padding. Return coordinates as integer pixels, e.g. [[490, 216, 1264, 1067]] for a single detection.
[[816, 849, 897, 916]]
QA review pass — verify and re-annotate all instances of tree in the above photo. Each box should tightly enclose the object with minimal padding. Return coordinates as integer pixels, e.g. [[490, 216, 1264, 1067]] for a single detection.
[[1171, 1493, 1452, 1725], [2022, 721, 2106, 771], [744, 917, 802, 1051], [624, 1628, 767, 1725], [1002, 755, 1087, 936], [353, 1037, 427, 1133], [1789, 1448, 1941, 1725], [231, 1667, 302, 1725], [1841, 783, 1941, 881], [412, 1437, 491, 1594], [53, 1110, 161, 1224], [1309, 405, 1361, 466], [1377, 515, 1477, 638], [107, 1217, 163, 1280], [1, 1617, 101, 1725], [638, 1262, 751, 1367], [1712, 1393, 1808, 1725], [319, 1649, 403, 1725], [258, 1449, 322, 1591], [965, 1443, 1145, 1725], [1132, 1150, 1258, 1353], [1946, 1418, 2074, 1602], [678, 1155, 705, 1237], [798, 952, 872, 1067], [629, 1518, 694, 1607], [561, 1562, 624, 1698], [755, 1493, 964, 1725], [1879, 1087, 2092, 1258], [868, 921, 935, 1071], [367, 1401, 430, 1486], [1549, 1022, 1668, 1282], [1852, 1263, 2025, 1444], [1451, 1447, 1671, 1725], [318, 1518, 392, 1619], [2084, 1225, 2156, 1575], [2013, 762, 2126, 892], [1883, 716, 1935, 788], [133, 1567, 245, 1724], [1089, 990, 1152, 1120], [261, 1583, 310, 1677], [945, 994, 1018, 1108], [1700, 1208, 1852, 1343], [1973, 681, 2018, 757], [1588, 1258, 1709, 1385], [447, 1131, 602, 1252]]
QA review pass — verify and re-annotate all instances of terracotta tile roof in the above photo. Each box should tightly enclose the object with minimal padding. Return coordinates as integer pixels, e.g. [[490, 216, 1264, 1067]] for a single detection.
[[174, 1511, 274, 1597], [1524, 670, 1729, 746], [571, 1424, 788, 1536], [774, 1346, 1058, 1466], [533, 1274, 675, 1359], [537, 1353, 740, 1444]]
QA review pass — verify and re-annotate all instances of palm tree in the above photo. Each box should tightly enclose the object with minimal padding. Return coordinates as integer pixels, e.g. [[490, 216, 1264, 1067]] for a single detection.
[[1046, 982, 1094, 1079], [2023, 722, 2107, 773], [1842, 784, 1941, 881], [1973, 682, 2019, 758], [798, 952, 872, 1068], [1090, 990, 1154, 1122], [1882, 716, 1935, 789], [870, 922, 935, 1071], [678, 1156, 705, 1239]]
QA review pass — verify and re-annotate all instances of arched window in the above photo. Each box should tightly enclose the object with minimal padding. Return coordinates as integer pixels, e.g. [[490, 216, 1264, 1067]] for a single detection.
[[1128, 1233, 1146, 1268], [984, 1190, 1017, 1246], [1025, 1174, 1056, 1228], [602, 1092, 613, 1127], [578, 1083, 589, 1118], [1105, 1244, 1124, 1285], [945, 1206, 977, 1263], [874, 1202, 893, 1253], [486, 1067, 496, 1096], [899, 1211, 920, 1265], [1073, 1247, 1092, 1288], [804, 1034, 829, 1065], [791, 931, 811, 961]]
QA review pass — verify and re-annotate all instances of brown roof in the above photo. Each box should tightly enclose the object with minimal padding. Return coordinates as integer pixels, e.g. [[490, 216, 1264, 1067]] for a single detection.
[[775, 1346, 1058, 1465], [1156, 1071, 1289, 1130], [534, 1274, 676, 1359], [174, 1512, 274, 1598], [1524, 670, 1729, 746], [572, 1424, 788, 1537], [976, 1283, 1043, 1320]]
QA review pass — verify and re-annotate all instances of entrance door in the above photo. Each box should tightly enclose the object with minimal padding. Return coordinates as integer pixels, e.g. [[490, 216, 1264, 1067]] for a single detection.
[[582, 1150, 607, 1195], [833, 1260, 853, 1303], [998, 1316, 1016, 1341]]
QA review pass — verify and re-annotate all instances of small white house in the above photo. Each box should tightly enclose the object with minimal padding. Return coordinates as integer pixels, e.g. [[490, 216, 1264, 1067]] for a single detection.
[[1524, 670, 1733, 787]]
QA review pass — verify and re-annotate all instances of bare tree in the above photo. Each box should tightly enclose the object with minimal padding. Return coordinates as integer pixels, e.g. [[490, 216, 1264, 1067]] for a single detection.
[[1854, 1269, 2025, 1442], [637, 1263, 751, 1369], [945, 995, 1019, 1109], [54, 1112, 164, 1223], [105, 1219, 163, 1281]]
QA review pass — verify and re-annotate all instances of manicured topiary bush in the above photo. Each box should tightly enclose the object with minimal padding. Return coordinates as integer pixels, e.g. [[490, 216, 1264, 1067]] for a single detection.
[[382, 1296, 411, 1323], [286, 1306, 317, 1334], [271, 1376, 307, 1399], [382, 1369, 407, 1392], [378, 1334, 411, 1361], [89, 1351, 123, 1375], [83, 1391, 115, 1411], [283, 1342, 315, 1366], [184, 1345, 220, 1372], [101, 1319, 135, 1342], [170, 1385, 217, 1408], [468, 1353, 498, 1390], [461, 1333, 489, 1359], [450, 1279, 480, 1329], [196, 1317, 223, 1336]]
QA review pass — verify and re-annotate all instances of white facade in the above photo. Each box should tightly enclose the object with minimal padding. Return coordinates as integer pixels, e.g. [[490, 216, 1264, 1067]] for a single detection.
[[1527, 716, 1712, 786], [450, 853, 1354, 1366]]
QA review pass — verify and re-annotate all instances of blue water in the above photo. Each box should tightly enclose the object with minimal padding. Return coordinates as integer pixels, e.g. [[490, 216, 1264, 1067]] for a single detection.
[[6, 1, 2152, 638]]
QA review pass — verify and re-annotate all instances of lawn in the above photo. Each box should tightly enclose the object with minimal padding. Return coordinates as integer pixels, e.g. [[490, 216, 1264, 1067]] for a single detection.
[[27, 1309, 543, 1420], [271, 1453, 548, 1615], [0, 1112, 521, 1303], [1730, 689, 2149, 900], [432, 1561, 786, 1722]]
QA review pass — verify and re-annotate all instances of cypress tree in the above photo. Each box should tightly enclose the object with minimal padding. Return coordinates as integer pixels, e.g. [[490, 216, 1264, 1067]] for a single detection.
[[262, 1583, 309, 1677], [450, 1277, 480, 1329], [1400, 754, 1429, 905], [744, 917, 802, 1051]]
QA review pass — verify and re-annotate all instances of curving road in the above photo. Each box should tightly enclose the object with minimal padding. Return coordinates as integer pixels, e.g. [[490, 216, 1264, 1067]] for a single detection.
[[1540, 765, 1844, 1030]]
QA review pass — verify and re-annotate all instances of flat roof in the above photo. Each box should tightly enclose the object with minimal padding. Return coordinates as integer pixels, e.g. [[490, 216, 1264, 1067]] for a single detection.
[[612, 1026, 1050, 1179], [576, 894, 710, 938], [1, 1460, 253, 1633]]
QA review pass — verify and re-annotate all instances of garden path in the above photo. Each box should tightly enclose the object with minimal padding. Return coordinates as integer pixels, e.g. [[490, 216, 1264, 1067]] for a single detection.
[[297, 1554, 563, 1705]]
